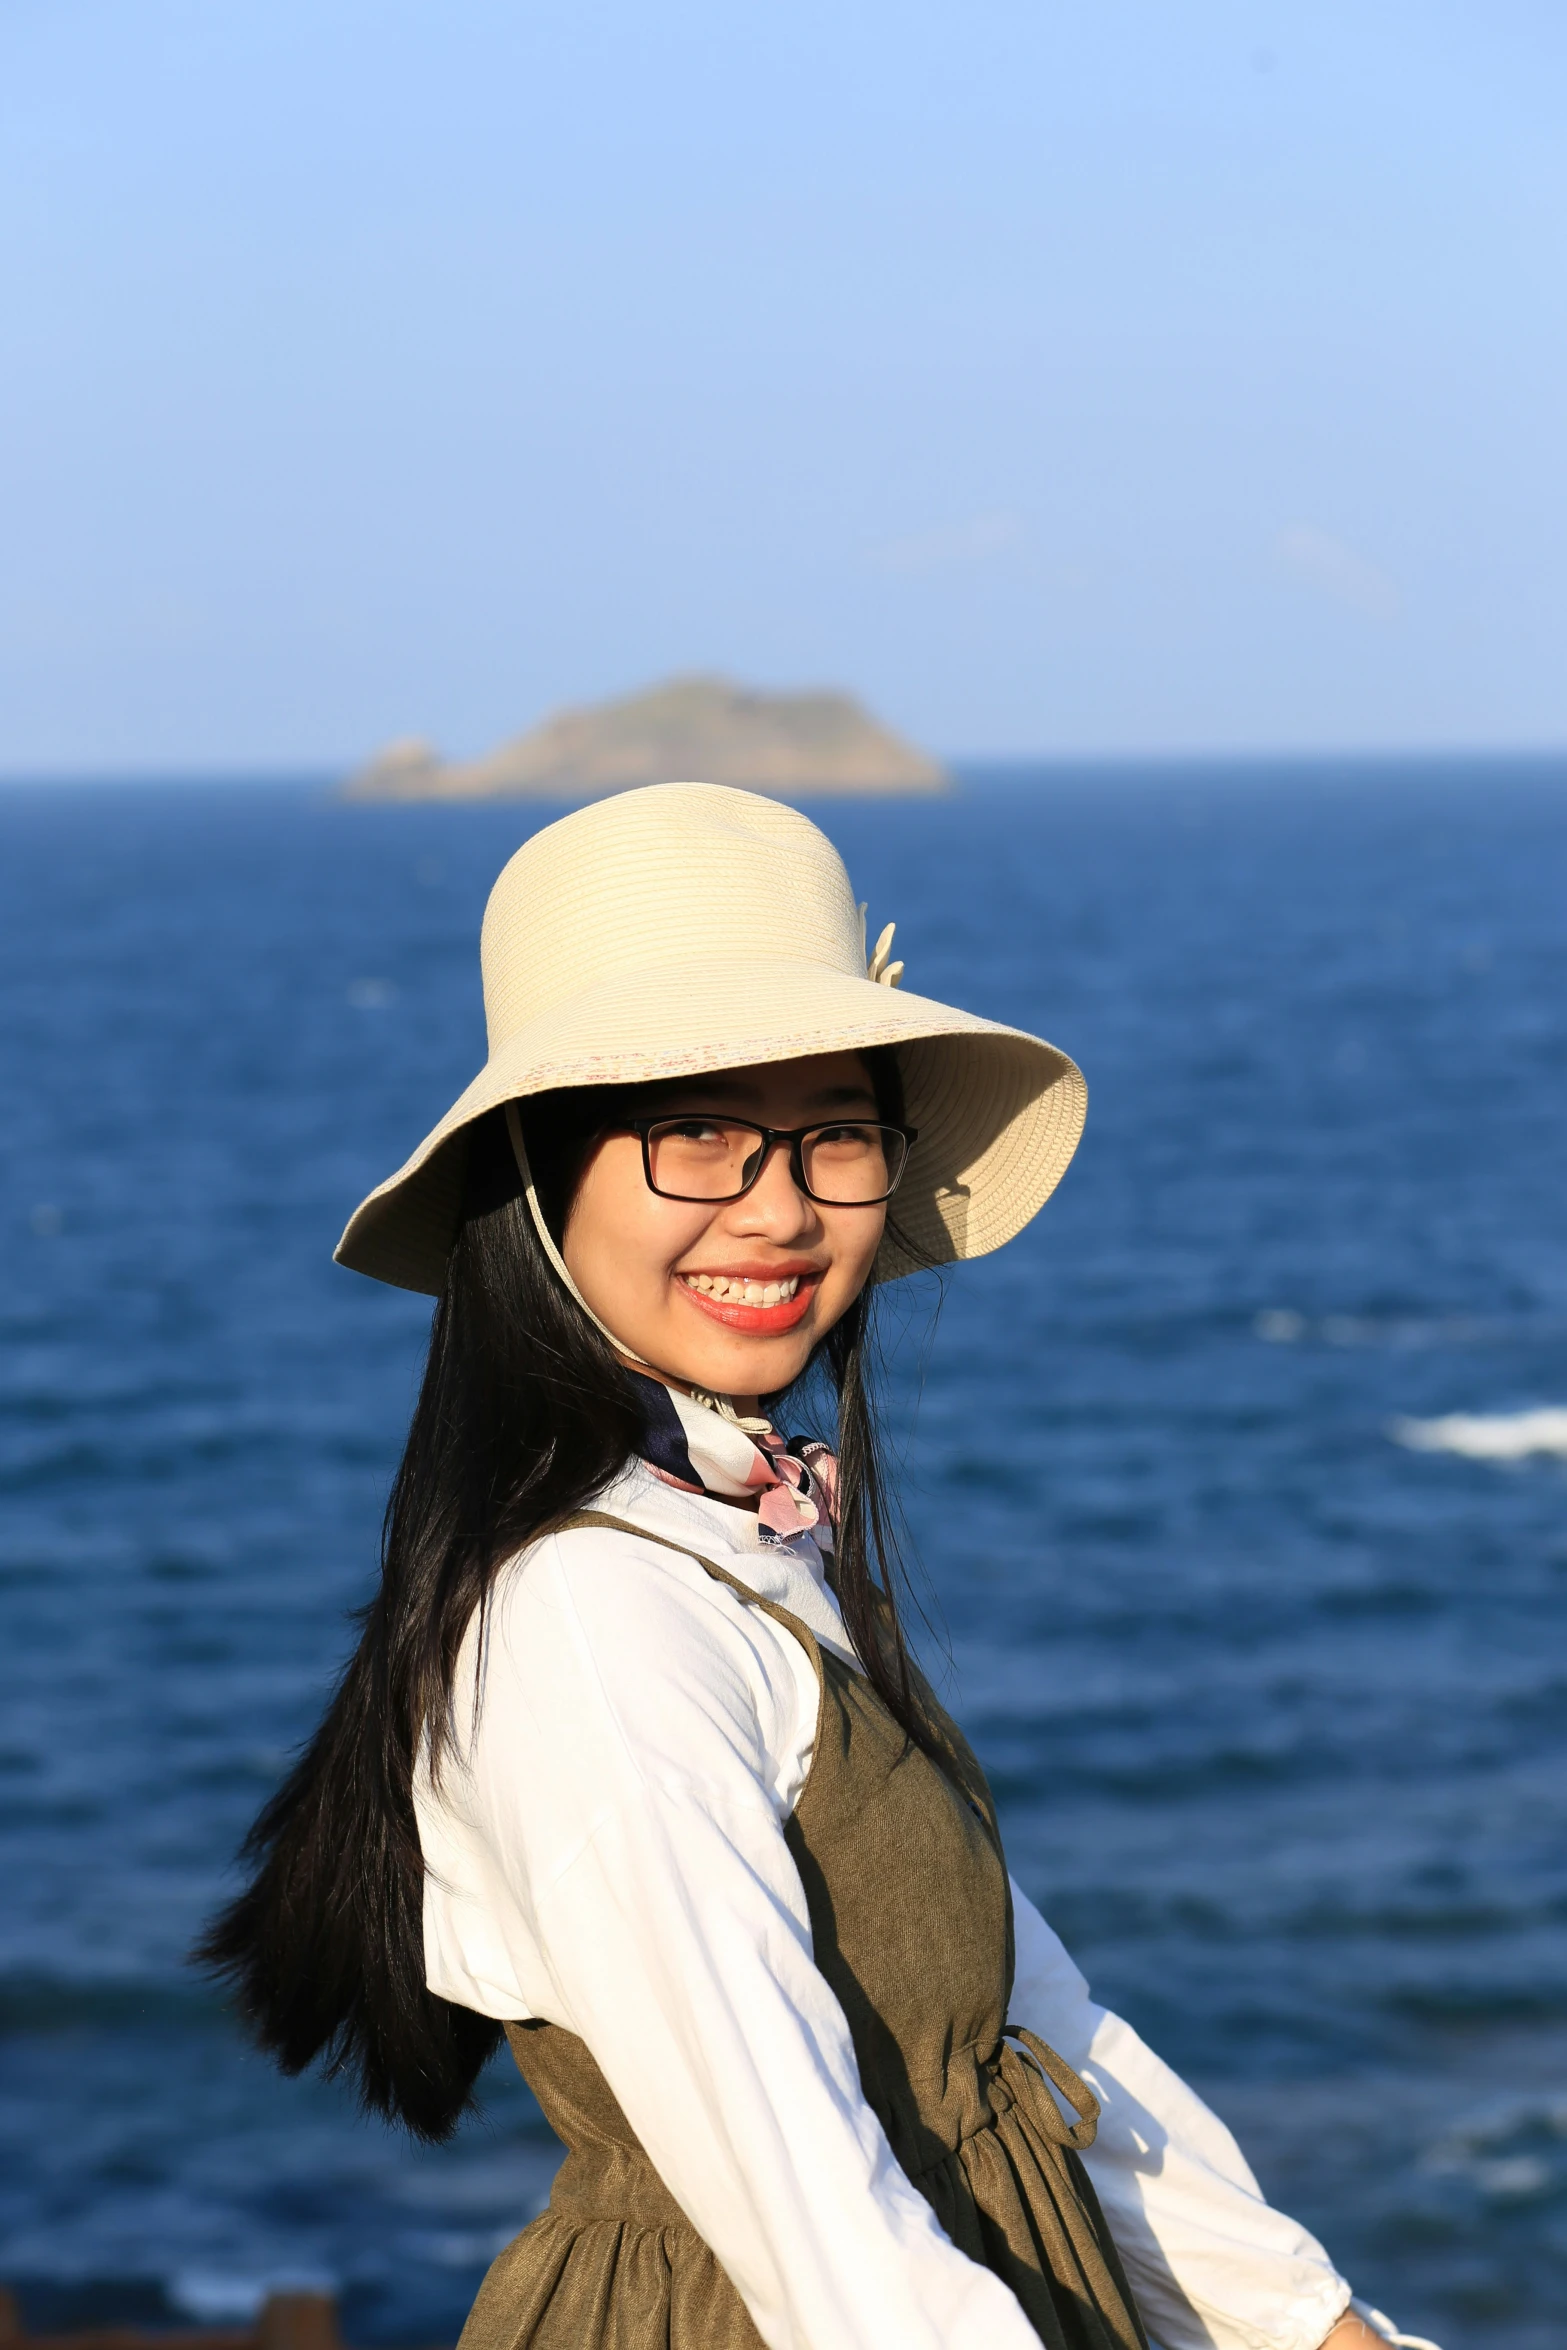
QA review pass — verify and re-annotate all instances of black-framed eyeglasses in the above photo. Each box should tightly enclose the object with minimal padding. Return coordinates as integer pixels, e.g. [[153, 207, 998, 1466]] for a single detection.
[[626, 1115, 918, 1206]]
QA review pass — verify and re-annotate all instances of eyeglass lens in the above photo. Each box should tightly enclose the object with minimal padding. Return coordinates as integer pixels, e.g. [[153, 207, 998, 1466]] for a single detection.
[[646, 1119, 907, 1204]]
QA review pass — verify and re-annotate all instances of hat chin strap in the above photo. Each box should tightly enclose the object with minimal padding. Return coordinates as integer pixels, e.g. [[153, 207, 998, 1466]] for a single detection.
[[502, 1102, 770, 1435], [504, 1101, 656, 1369]]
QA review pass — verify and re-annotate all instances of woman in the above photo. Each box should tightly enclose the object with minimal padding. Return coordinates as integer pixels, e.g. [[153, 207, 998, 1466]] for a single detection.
[[203, 784, 1432, 2350]]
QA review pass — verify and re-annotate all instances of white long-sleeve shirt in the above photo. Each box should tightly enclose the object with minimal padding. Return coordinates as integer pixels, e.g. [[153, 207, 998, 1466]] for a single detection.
[[414, 1458, 1352, 2350]]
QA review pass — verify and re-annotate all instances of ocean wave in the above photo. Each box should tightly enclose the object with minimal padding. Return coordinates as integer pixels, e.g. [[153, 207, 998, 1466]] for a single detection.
[[1252, 1308, 1553, 1349], [1419, 2092, 1567, 2206], [0, 1970, 223, 2030], [1388, 1407, 1567, 1461], [171, 2273, 331, 2324]]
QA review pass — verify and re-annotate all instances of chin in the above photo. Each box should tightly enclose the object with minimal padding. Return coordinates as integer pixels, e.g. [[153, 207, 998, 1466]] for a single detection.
[[678, 1333, 813, 1395]]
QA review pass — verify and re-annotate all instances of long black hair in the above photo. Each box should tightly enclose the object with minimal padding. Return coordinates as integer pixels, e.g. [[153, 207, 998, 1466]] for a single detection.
[[197, 1053, 928, 2142]]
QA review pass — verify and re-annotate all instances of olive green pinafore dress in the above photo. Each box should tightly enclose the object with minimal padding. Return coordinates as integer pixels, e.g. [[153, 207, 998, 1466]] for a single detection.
[[458, 1513, 1148, 2350]]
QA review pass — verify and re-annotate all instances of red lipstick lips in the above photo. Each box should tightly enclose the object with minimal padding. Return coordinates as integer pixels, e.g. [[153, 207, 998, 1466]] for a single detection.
[[676, 1272, 819, 1335]]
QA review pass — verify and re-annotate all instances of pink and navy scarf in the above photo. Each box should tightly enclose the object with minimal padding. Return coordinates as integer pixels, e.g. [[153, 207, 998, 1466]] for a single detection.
[[631, 1372, 838, 1550]]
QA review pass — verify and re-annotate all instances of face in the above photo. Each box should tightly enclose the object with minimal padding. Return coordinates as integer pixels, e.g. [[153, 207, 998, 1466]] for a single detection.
[[562, 1051, 892, 1409]]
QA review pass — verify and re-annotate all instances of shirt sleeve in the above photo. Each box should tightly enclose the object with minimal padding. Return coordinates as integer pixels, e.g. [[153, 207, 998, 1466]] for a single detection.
[[1007, 1879, 1352, 2350], [444, 1525, 1041, 2350]]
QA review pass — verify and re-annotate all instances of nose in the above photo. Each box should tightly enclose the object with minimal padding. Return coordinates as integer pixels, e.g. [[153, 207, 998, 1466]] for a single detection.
[[727, 1137, 819, 1241]]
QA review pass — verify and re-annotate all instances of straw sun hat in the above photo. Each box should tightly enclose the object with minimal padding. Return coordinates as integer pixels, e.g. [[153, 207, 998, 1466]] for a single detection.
[[336, 781, 1086, 1295]]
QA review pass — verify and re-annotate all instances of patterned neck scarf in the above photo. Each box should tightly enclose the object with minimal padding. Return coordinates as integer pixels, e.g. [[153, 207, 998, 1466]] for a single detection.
[[630, 1372, 838, 1551]]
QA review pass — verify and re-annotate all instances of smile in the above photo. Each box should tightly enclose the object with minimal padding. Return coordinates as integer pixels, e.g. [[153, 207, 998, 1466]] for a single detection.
[[675, 1270, 818, 1333], [681, 1273, 801, 1305]]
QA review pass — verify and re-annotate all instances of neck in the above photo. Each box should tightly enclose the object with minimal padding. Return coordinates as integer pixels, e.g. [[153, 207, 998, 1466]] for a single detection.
[[621, 1358, 763, 1425]]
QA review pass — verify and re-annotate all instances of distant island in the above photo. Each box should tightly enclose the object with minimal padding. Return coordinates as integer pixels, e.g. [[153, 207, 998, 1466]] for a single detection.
[[344, 675, 947, 801]]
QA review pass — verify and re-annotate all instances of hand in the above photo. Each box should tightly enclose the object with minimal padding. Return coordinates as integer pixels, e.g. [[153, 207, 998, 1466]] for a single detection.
[[1321, 2320, 1388, 2350]]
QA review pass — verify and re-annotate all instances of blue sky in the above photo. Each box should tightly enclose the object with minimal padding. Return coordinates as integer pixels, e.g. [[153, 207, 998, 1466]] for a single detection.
[[3, 1, 1565, 769]]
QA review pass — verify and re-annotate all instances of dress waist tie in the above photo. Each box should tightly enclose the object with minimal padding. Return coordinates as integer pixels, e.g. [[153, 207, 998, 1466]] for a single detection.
[[997, 2024, 1102, 2150]]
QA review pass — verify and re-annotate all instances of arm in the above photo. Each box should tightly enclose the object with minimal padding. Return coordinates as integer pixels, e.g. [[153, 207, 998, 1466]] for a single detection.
[[449, 1526, 1041, 2350], [1008, 1880, 1352, 2350]]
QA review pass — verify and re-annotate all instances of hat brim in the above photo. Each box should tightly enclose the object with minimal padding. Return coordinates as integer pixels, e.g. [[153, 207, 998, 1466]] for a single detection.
[[334, 958, 1086, 1295]]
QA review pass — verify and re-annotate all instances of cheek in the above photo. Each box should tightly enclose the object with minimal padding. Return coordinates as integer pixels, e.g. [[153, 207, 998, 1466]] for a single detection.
[[823, 1204, 886, 1296], [563, 1142, 649, 1285], [566, 1142, 709, 1293]]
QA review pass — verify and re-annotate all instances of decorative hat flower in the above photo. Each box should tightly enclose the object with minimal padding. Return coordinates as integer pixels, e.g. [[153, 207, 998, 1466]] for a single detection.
[[858, 904, 905, 989]]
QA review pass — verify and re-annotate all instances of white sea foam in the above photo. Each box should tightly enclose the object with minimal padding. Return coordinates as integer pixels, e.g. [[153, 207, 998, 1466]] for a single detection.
[[1253, 1308, 1511, 1348], [1418, 2093, 1567, 2208], [1388, 1407, 1567, 1461], [171, 2274, 300, 2323]]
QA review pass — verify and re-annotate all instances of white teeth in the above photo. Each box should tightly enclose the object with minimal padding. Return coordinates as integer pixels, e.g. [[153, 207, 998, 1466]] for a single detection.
[[682, 1273, 802, 1304]]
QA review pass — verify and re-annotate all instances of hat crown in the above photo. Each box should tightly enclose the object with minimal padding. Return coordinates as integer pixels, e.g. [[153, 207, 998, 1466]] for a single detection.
[[480, 782, 867, 1050]]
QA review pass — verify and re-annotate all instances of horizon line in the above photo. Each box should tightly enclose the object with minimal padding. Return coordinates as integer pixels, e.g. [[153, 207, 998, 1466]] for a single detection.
[[2, 743, 1566, 790]]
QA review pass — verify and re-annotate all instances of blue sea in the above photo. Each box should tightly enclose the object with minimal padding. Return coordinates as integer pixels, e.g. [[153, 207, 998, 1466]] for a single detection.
[[2, 768, 1565, 2350]]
